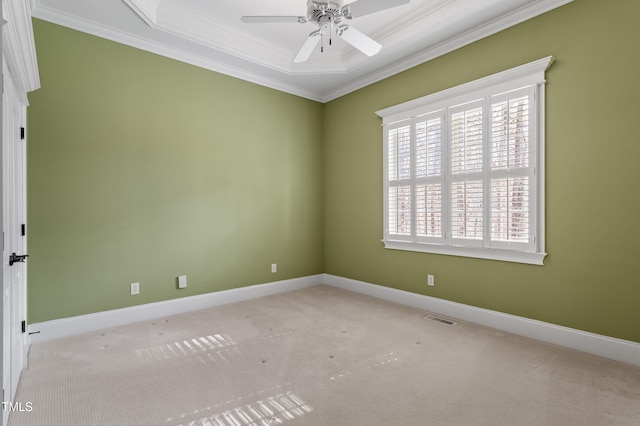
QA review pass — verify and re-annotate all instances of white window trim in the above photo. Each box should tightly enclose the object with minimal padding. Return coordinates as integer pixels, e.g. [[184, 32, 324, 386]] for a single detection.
[[376, 56, 553, 265]]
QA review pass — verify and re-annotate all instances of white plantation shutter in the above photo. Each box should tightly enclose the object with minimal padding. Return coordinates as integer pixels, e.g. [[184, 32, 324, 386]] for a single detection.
[[386, 121, 412, 238], [379, 57, 551, 265], [489, 87, 535, 251], [449, 101, 484, 246], [415, 113, 445, 243]]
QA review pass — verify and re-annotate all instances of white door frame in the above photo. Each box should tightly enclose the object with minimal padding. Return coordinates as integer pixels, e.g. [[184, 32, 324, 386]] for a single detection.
[[1, 1, 40, 425], [2, 61, 28, 426]]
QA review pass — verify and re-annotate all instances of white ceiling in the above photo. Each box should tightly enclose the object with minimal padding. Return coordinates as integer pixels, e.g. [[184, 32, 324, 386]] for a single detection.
[[31, 0, 572, 102]]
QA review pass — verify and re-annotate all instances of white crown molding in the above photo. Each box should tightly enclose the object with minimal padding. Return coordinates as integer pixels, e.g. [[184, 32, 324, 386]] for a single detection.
[[321, 0, 573, 102], [157, 1, 295, 74], [31, 2, 325, 102], [323, 275, 640, 367], [122, 0, 160, 27], [2, 0, 41, 103], [368, 0, 454, 46]]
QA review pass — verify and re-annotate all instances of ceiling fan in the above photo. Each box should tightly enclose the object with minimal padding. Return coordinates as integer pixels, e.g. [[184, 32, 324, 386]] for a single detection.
[[241, 0, 411, 63]]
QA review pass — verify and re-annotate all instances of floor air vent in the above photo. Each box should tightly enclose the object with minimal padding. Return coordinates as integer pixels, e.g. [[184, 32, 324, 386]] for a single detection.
[[424, 314, 457, 326]]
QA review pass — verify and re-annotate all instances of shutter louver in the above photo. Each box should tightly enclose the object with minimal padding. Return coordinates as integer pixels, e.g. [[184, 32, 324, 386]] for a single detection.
[[491, 96, 529, 170], [491, 178, 529, 242], [388, 129, 398, 180], [452, 181, 483, 239], [451, 108, 483, 174], [396, 127, 411, 180], [389, 186, 412, 236], [416, 183, 442, 237], [388, 124, 412, 236]]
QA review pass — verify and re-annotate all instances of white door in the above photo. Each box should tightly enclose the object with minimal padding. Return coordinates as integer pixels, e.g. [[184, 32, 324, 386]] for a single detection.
[[2, 59, 28, 426]]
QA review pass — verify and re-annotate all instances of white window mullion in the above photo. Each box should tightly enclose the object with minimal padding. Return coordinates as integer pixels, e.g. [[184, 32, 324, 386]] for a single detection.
[[410, 118, 417, 241], [442, 112, 451, 245], [482, 97, 492, 248]]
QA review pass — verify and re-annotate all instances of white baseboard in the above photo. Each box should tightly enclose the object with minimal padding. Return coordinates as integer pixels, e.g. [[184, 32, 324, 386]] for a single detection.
[[323, 274, 640, 367], [28, 274, 323, 344], [29, 273, 640, 368]]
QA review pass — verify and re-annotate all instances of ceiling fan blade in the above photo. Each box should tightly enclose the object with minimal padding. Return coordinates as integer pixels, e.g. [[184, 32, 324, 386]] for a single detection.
[[337, 26, 382, 57], [345, 0, 410, 18], [241, 16, 307, 24], [293, 31, 321, 63]]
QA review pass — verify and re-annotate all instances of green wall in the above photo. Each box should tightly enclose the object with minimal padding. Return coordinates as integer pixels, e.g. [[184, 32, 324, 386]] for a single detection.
[[28, 0, 640, 344], [324, 0, 640, 343], [27, 20, 324, 323]]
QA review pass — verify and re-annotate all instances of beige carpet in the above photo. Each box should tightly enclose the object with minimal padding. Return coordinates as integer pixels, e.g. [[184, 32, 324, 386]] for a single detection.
[[9, 285, 640, 425]]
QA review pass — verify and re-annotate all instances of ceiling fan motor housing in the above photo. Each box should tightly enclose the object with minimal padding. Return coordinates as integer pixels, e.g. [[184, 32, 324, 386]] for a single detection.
[[307, 1, 352, 24]]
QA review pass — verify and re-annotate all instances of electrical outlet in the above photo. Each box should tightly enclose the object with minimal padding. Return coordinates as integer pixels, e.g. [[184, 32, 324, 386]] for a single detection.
[[271, 263, 277, 273], [178, 275, 187, 289], [427, 275, 435, 287], [130, 282, 140, 295]]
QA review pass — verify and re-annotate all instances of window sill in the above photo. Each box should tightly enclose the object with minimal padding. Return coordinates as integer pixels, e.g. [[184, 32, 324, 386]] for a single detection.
[[382, 239, 546, 265]]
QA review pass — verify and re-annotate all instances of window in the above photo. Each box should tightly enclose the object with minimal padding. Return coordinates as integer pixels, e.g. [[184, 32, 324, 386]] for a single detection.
[[377, 57, 552, 265]]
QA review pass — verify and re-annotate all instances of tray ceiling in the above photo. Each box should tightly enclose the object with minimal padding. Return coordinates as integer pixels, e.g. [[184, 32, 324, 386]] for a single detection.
[[32, 0, 573, 102]]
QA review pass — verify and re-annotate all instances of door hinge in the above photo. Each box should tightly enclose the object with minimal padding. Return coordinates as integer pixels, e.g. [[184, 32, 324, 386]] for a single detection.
[[20, 127, 25, 140], [21, 224, 26, 236], [21, 320, 26, 333]]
